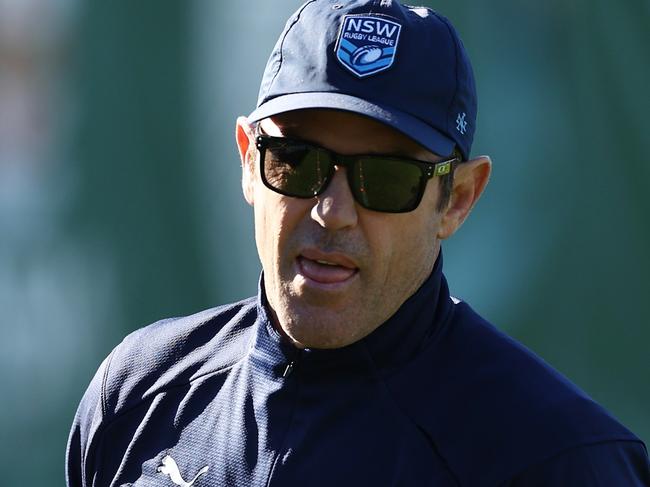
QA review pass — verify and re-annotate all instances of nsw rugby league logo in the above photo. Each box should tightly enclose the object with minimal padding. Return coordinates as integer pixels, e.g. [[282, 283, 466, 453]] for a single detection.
[[335, 15, 402, 78]]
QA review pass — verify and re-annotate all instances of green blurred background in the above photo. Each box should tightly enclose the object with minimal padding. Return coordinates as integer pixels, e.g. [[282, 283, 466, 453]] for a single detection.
[[0, 0, 648, 484]]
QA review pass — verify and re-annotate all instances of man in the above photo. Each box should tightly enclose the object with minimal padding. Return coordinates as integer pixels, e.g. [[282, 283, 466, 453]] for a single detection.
[[67, 1, 650, 486]]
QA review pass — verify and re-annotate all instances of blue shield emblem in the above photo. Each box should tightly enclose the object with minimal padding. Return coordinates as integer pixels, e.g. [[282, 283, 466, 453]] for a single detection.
[[335, 15, 402, 78]]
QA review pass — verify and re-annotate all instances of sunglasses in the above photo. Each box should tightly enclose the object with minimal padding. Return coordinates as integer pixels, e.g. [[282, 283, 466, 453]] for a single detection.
[[255, 134, 458, 213]]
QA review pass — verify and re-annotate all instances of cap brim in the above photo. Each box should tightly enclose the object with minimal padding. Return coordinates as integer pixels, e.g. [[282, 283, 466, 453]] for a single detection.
[[248, 92, 455, 157]]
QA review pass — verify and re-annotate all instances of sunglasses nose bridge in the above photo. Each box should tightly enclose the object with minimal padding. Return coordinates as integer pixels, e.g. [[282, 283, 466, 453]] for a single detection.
[[330, 153, 349, 171], [311, 164, 359, 230], [330, 156, 358, 201], [324, 163, 353, 197], [328, 156, 372, 211], [319, 153, 353, 195]]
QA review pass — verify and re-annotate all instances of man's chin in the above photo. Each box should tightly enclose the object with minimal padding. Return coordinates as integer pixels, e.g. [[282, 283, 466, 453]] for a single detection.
[[282, 326, 362, 350], [278, 304, 376, 350]]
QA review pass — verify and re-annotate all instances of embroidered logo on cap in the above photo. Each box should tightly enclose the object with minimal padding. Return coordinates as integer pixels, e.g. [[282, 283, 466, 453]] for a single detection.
[[335, 15, 401, 78]]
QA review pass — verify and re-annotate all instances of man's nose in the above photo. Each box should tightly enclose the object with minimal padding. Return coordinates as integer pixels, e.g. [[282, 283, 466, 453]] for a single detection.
[[310, 166, 359, 230]]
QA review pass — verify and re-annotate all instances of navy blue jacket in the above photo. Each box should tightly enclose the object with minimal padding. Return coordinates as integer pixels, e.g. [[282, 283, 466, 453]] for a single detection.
[[67, 257, 649, 486]]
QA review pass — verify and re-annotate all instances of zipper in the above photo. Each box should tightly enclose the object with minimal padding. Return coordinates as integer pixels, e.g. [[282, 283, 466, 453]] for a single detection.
[[282, 361, 295, 378], [267, 348, 304, 486], [281, 349, 303, 378]]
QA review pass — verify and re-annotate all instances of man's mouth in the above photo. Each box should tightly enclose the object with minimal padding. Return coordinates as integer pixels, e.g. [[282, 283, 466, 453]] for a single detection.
[[297, 250, 359, 284]]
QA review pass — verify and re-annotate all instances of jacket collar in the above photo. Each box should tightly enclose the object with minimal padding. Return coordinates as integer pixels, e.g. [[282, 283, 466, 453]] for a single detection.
[[249, 253, 454, 378]]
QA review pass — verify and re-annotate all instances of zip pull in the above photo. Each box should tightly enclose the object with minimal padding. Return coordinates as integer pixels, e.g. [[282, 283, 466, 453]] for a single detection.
[[281, 348, 303, 378], [282, 360, 295, 378]]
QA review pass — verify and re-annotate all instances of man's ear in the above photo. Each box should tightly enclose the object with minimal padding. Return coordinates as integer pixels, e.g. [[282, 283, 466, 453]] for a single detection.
[[437, 155, 491, 239], [236, 116, 256, 206]]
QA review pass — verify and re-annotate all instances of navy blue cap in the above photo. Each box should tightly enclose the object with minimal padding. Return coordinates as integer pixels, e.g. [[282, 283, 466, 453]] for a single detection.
[[249, 0, 478, 160]]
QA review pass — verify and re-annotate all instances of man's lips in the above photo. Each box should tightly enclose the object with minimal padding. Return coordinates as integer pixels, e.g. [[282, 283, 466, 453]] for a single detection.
[[297, 249, 359, 284]]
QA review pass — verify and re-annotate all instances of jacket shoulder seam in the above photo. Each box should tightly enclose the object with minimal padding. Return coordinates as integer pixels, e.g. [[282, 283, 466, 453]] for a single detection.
[[102, 359, 244, 427]]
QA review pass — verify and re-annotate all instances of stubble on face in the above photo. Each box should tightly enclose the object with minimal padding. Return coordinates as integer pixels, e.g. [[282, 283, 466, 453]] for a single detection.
[[250, 110, 444, 349]]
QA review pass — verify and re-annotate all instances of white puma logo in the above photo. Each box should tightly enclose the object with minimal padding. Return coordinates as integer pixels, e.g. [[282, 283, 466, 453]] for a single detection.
[[157, 455, 209, 487]]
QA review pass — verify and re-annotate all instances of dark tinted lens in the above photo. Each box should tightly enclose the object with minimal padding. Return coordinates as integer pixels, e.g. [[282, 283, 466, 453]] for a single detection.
[[351, 158, 424, 212], [263, 142, 331, 197]]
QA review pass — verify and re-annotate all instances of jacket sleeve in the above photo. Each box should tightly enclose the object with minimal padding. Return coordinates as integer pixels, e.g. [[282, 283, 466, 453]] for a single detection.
[[503, 440, 650, 486], [66, 352, 113, 487]]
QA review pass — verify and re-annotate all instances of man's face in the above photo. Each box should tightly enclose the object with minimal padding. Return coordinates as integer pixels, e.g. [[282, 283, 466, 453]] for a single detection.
[[241, 109, 450, 349]]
